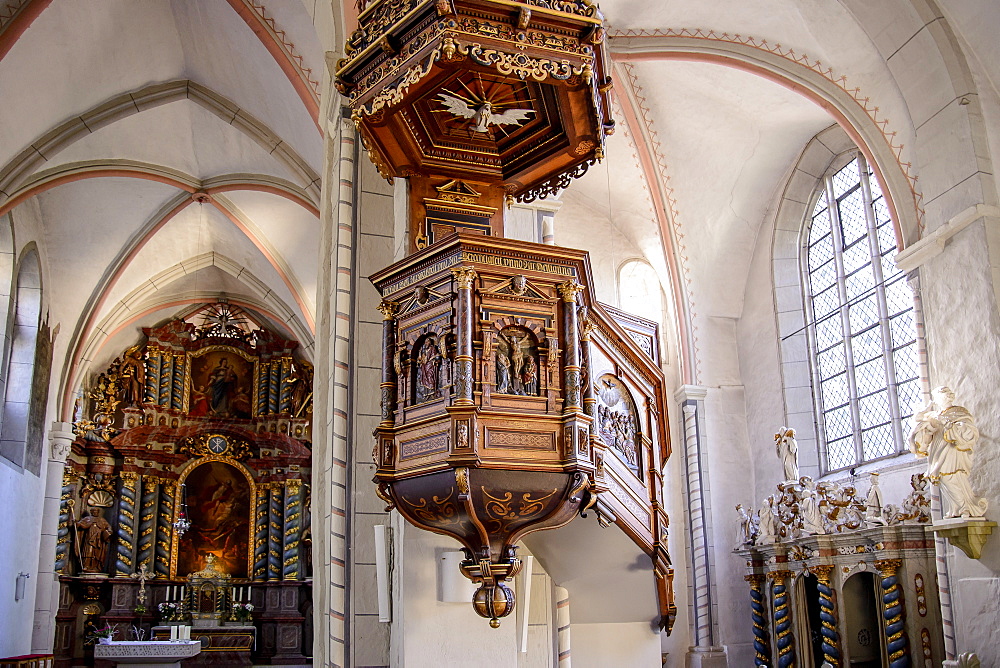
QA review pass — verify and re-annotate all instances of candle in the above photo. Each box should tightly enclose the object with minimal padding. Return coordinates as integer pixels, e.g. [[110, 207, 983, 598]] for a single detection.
[[170, 626, 178, 641], [183, 626, 191, 641], [180, 586, 185, 599]]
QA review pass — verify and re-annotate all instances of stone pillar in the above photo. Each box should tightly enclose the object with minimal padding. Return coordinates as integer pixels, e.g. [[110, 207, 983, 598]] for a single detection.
[[554, 586, 571, 668], [744, 575, 771, 667], [876, 559, 911, 668], [451, 267, 477, 405], [812, 565, 841, 667], [378, 299, 399, 425], [541, 214, 555, 245], [557, 280, 585, 412], [30, 422, 74, 653], [770, 570, 796, 668], [675, 385, 727, 667]]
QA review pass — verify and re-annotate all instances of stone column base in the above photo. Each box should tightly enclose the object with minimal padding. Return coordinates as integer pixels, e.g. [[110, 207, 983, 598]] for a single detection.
[[685, 646, 728, 668]]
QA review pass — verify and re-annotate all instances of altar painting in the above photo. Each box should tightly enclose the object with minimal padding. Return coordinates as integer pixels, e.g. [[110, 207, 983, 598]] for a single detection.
[[176, 461, 251, 578], [190, 349, 254, 419]]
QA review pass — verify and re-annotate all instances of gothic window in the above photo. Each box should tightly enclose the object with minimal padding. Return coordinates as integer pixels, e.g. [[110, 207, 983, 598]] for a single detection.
[[618, 259, 663, 324], [803, 155, 920, 472]]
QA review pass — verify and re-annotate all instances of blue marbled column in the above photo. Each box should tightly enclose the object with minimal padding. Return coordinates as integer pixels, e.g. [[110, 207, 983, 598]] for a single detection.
[[145, 349, 161, 405], [253, 486, 269, 580], [877, 559, 911, 668], [268, 485, 284, 580], [745, 575, 772, 667], [114, 473, 138, 576], [137, 476, 158, 572], [814, 565, 841, 667], [770, 571, 796, 668], [54, 471, 74, 574], [282, 480, 302, 580], [155, 480, 175, 577]]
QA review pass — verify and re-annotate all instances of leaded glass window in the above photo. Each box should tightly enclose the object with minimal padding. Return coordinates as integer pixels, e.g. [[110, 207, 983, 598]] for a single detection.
[[803, 155, 920, 472]]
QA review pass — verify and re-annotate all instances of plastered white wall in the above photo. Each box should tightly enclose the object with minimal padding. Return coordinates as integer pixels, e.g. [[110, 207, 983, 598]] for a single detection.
[[571, 622, 661, 668]]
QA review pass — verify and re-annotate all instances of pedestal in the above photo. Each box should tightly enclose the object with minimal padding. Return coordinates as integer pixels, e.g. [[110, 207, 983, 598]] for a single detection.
[[931, 517, 997, 559], [93, 640, 200, 667], [685, 646, 729, 668]]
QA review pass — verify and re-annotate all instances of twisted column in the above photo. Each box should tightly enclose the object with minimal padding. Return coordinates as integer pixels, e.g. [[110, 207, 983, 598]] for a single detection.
[[256, 361, 271, 415], [158, 353, 173, 406], [54, 469, 74, 574], [283, 479, 303, 580], [268, 484, 284, 580], [557, 280, 585, 412], [876, 559, 911, 668], [770, 570, 796, 668], [278, 357, 293, 413], [745, 575, 772, 667], [137, 476, 158, 572], [451, 267, 477, 405], [170, 358, 184, 410], [145, 348, 161, 405], [114, 472, 139, 576], [377, 299, 399, 425], [155, 480, 175, 577], [253, 486, 269, 580], [812, 565, 841, 667], [269, 361, 281, 413]]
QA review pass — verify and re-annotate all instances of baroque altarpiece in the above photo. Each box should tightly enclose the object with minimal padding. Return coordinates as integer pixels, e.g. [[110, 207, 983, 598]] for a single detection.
[[52, 305, 313, 666]]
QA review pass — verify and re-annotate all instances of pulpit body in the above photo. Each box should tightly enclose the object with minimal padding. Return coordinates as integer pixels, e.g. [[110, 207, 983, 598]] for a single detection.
[[371, 233, 675, 628]]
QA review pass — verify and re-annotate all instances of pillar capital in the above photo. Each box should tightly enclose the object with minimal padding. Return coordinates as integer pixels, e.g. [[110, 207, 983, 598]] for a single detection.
[[49, 421, 75, 463]]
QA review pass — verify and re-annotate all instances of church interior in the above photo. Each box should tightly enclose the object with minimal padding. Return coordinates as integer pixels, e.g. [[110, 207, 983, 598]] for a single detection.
[[1, 1, 999, 666]]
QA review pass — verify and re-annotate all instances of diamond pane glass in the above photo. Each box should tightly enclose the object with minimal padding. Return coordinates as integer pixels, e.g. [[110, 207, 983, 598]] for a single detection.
[[881, 250, 902, 281], [821, 374, 850, 409], [832, 158, 859, 198], [877, 221, 897, 255], [809, 234, 834, 271], [813, 285, 839, 318], [889, 311, 916, 348], [862, 424, 895, 460], [809, 200, 831, 241], [853, 327, 883, 364], [845, 267, 876, 300], [839, 190, 868, 246], [885, 278, 914, 316], [859, 390, 890, 428], [810, 260, 837, 293], [815, 314, 843, 349], [897, 380, 921, 418], [818, 343, 846, 379], [855, 356, 887, 396], [825, 406, 852, 440], [849, 295, 879, 333], [893, 343, 919, 382], [872, 197, 892, 228], [843, 238, 871, 273], [827, 437, 855, 470]]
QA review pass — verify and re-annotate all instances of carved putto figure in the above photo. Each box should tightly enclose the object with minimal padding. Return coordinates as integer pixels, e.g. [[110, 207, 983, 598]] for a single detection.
[[774, 427, 798, 482], [758, 497, 777, 544], [908, 386, 988, 518]]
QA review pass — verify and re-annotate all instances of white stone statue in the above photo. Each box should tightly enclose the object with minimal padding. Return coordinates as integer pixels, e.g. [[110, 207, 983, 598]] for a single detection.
[[798, 477, 826, 535], [865, 472, 886, 526], [758, 497, 777, 544], [908, 386, 988, 519], [735, 504, 757, 546], [775, 427, 798, 482]]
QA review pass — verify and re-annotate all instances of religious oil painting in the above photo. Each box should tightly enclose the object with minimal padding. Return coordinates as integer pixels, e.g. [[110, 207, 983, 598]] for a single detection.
[[176, 461, 251, 578], [189, 349, 254, 419]]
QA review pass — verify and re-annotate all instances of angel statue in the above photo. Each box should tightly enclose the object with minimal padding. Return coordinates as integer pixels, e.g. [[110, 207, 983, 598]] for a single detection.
[[438, 92, 535, 133], [908, 386, 988, 518], [774, 427, 798, 482]]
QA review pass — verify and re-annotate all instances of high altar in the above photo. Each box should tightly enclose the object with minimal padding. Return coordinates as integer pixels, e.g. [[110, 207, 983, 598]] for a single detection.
[[52, 305, 313, 666]]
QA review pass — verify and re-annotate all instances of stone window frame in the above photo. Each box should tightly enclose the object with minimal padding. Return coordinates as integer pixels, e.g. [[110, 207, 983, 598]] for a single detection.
[[772, 125, 922, 477]]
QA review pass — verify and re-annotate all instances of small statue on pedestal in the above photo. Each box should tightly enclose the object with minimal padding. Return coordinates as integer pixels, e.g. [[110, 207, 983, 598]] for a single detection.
[[75, 507, 113, 574], [908, 386, 988, 518]]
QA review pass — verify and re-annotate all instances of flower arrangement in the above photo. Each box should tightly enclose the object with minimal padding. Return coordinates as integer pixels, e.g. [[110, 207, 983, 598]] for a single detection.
[[158, 601, 181, 622], [133, 603, 147, 615], [232, 602, 254, 623], [85, 622, 118, 645]]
